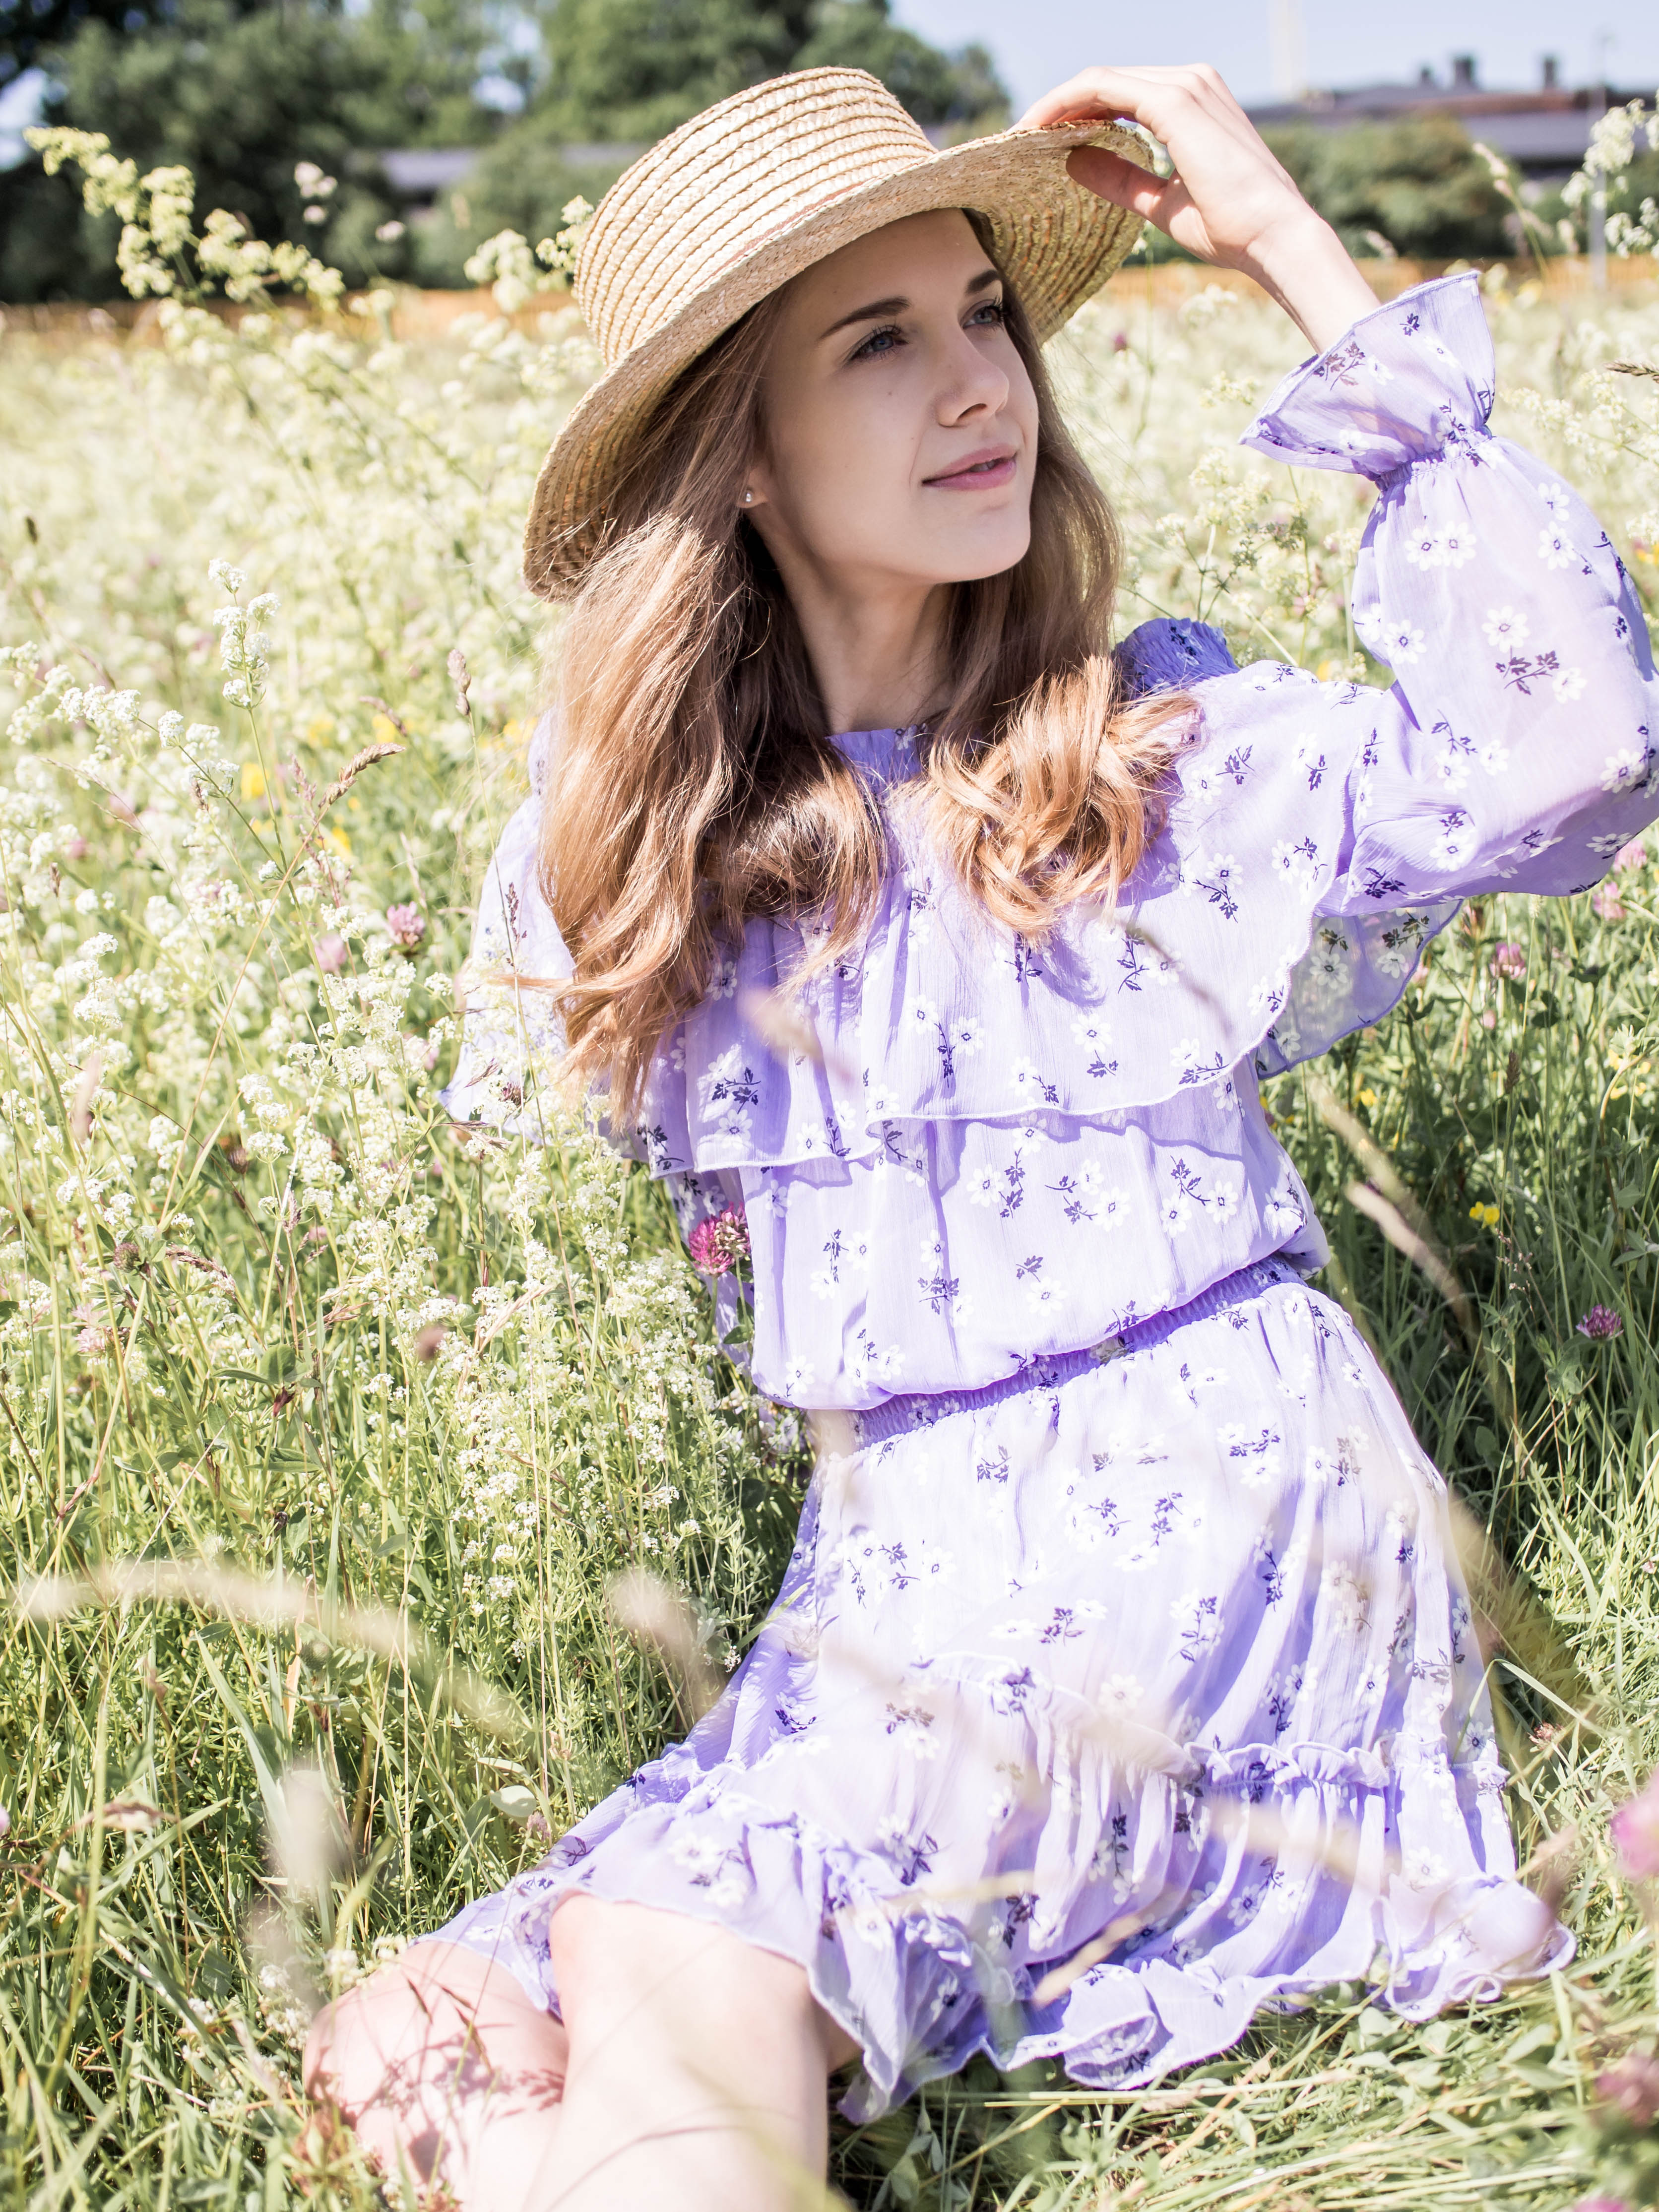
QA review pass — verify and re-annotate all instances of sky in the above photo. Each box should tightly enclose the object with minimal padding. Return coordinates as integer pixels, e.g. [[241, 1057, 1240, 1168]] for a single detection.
[[892, 0, 1659, 114]]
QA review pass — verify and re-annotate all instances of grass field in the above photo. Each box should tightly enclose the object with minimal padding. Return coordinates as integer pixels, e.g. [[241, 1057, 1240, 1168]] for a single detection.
[[2, 146, 1659, 2207]]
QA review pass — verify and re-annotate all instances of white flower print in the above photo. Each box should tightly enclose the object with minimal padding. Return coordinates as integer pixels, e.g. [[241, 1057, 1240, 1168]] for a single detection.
[[1405, 526, 1476, 570], [1321, 1562, 1370, 1635], [847, 1331, 905, 1388], [1434, 729, 1473, 789], [1094, 1183, 1130, 1228], [1475, 736, 1511, 776], [1536, 525, 1575, 571], [915, 1234, 973, 1323], [902, 873, 936, 946], [963, 1163, 1000, 1209], [1403, 1847, 1451, 1892], [1482, 605, 1530, 649], [1537, 479, 1570, 517], [1602, 745, 1649, 796], [780, 1357, 817, 1397], [1551, 664, 1587, 704], [1160, 1188, 1195, 1235], [1170, 1589, 1223, 1659], [1097, 1673, 1145, 1713], [1009, 1056, 1059, 1106], [1429, 811, 1474, 869], [1271, 835, 1323, 897], [1376, 619, 1426, 666], [1071, 1011, 1118, 1075], [1210, 1182, 1243, 1225], [667, 1829, 727, 1876], [709, 954, 740, 999]]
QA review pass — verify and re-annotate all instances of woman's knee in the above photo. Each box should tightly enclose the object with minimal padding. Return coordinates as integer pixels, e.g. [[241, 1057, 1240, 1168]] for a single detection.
[[304, 1942, 519, 2108], [547, 1896, 856, 2071], [304, 1963, 424, 2108]]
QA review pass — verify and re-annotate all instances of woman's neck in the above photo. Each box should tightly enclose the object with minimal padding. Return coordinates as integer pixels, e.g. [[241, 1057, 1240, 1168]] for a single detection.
[[770, 554, 949, 735]]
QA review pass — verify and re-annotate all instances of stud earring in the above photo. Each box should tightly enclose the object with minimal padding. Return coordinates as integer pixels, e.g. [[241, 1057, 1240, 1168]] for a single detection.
[[741, 489, 754, 506]]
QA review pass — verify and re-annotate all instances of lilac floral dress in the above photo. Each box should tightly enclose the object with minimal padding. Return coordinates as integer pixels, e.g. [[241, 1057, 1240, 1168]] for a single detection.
[[431, 276, 1657, 2117]]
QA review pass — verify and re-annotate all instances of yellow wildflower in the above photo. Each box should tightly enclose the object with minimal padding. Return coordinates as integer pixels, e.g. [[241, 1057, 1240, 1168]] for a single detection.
[[370, 711, 400, 747], [1468, 1201, 1500, 1229], [304, 713, 335, 745], [1357, 1086, 1377, 1110], [240, 761, 266, 802], [324, 826, 351, 857]]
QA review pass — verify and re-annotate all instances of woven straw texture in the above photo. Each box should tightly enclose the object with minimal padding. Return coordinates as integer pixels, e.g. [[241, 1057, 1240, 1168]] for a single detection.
[[523, 67, 1149, 599]]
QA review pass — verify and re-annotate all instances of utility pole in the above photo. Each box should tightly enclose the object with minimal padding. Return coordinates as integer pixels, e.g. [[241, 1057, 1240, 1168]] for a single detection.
[[1270, 0, 1307, 102]]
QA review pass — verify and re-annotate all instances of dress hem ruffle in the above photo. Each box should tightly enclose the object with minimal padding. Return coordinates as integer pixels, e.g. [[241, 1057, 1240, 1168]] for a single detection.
[[427, 1735, 1570, 2122]]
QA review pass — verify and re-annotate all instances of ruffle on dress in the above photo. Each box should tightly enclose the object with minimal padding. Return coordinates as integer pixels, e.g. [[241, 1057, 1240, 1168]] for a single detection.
[[429, 1268, 1568, 2119]]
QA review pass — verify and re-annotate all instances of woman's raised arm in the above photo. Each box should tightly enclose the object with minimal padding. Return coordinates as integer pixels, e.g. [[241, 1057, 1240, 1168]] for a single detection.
[[1019, 62, 1380, 349]]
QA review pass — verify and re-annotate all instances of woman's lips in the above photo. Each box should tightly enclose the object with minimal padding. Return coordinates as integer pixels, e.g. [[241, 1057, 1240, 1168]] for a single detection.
[[924, 448, 1018, 492]]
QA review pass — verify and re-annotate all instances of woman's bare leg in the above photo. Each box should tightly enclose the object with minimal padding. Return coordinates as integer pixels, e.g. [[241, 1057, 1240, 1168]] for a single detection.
[[304, 1940, 568, 2210], [539, 1895, 857, 2212]]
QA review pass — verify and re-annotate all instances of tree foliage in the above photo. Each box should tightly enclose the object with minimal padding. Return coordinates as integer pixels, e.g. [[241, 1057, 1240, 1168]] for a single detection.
[[1264, 113, 1509, 262], [0, 0, 1008, 300]]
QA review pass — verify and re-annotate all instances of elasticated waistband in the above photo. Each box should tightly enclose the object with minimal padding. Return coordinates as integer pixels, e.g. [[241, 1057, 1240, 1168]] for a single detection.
[[855, 1254, 1306, 1449]]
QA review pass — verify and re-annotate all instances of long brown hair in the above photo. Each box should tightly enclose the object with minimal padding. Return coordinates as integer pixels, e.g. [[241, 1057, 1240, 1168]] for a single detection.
[[538, 252, 1191, 1116]]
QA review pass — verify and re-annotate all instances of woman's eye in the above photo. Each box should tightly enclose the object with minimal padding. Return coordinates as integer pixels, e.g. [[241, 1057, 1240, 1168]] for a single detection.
[[968, 299, 1006, 328], [850, 324, 903, 361]]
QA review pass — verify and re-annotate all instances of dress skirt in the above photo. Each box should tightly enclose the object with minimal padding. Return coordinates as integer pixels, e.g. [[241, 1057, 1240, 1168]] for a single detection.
[[429, 1260, 1567, 2120]]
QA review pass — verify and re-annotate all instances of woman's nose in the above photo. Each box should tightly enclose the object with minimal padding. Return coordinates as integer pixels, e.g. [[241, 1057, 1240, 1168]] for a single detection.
[[936, 329, 1009, 423]]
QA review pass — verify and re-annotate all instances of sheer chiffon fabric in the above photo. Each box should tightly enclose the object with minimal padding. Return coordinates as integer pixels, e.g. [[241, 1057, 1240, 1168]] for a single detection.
[[426, 274, 1659, 2110], [433, 1261, 1562, 2117]]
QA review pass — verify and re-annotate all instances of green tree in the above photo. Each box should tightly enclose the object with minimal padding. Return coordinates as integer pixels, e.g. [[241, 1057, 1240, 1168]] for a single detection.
[[782, 1, 1006, 133], [1264, 113, 1509, 262], [428, 0, 1009, 287], [0, 0, 1009, 300], [0, 0, 500, 298], [536, 0, 1005, 141]]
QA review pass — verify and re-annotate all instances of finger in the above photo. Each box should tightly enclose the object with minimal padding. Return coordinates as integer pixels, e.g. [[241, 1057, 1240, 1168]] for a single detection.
[[1017, 62, 1224, 136], [1065, 144, 1171, 222], [1017, 64, 1164, 133]]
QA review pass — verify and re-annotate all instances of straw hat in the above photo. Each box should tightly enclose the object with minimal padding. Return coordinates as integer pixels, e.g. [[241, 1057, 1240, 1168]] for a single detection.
[[523, 66, 1150, 599]]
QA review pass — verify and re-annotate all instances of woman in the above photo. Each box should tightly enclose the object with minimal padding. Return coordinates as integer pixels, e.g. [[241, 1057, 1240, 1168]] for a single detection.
[[306, 60, 1657, 2212]]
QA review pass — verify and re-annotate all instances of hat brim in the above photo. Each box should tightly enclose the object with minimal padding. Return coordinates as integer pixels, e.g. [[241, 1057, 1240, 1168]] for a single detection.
[[522, 119, 1149, 601]]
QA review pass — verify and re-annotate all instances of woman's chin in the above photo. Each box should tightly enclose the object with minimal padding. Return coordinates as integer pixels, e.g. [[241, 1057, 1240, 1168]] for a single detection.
[[920, 528, 1033, 588]]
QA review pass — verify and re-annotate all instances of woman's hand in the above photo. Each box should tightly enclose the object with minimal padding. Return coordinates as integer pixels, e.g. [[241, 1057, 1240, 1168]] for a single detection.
[[1019, 64, 1379, 353]]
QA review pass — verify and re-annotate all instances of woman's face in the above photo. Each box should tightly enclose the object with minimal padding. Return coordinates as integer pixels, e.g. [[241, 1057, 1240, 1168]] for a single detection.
[[747, 210, 1040, 599]]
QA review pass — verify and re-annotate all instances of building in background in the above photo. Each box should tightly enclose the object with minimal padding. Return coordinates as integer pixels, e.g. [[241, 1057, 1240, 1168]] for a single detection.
[[1248, 55, 1638, 188]]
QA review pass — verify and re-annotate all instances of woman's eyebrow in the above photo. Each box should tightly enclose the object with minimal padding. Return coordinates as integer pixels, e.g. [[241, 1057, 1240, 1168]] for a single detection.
[[818, 267, 1002, 342]]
